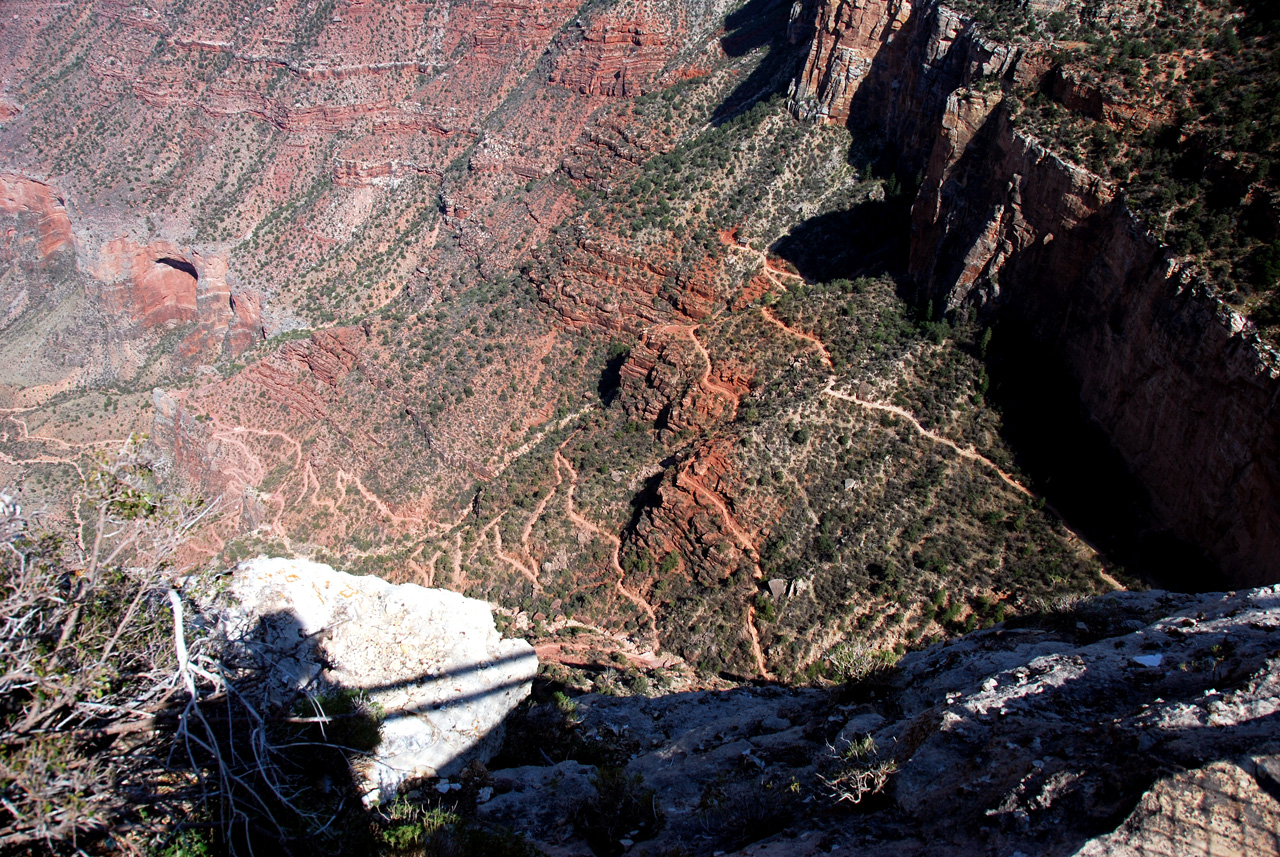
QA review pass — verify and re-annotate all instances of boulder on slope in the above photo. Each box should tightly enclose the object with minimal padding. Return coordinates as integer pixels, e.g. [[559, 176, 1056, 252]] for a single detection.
[[217, 556, 537, 805]]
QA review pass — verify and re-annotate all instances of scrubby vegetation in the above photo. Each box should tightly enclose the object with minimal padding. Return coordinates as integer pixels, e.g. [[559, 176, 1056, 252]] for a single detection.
[[957, 0, 1280, 331]]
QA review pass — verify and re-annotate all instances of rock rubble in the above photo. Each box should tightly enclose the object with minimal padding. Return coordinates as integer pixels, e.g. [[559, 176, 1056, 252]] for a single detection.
[[477, 586, 1280, 855]]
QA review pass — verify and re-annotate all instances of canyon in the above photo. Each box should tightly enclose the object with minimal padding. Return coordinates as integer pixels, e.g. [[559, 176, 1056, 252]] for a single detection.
[[1, 0, 1279, 848], [790, 0, 1280, 586], [0, 0, 1272, 665]]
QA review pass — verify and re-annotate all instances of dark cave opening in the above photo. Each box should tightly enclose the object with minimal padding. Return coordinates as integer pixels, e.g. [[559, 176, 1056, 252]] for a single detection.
[[156, 256, 199, 280]]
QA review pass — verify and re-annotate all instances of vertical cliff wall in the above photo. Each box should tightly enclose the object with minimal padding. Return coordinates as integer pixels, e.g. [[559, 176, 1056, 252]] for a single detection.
[[789, 0, 1280, 585]]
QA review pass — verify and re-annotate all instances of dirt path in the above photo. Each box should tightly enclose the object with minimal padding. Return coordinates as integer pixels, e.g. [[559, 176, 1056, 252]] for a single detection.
[[1097, 570, 1126, 591], [493, 517, 543, 591], [215, 419, 456, 536], [821, 381, 1032, 499], [493, 403, 595, 478], [449, 533, 465, 589], [679, 471, 758, 558], [654, 322, 740, 412], [554, 445, 661, 652], [534, 641, 677, 671], [674, 469, 771, 678], [760, 307, 835, 369], [422, 550, 441, 587], [0, 415, 131, 487], [331, 468, 426, 526], [687, 325, 741, 406], [821, 380, 1118, 585], [221, 425, 309, 507], [722, 233, 806, 291], [744, 603, 771, 680], [2, 415, 129, 452], [517, 465, 561, 574]]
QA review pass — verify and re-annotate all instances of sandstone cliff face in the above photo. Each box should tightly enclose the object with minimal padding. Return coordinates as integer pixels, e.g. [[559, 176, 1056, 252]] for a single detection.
[[0, 174, 73, 260], [548, 3, 683, 98], [94, 237, 264, 355], [0, 170, 263, 403], [790, 0, 1280, 586]]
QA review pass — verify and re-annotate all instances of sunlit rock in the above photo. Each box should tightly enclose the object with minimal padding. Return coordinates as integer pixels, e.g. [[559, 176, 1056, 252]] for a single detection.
[[219, 556, 537, 804]]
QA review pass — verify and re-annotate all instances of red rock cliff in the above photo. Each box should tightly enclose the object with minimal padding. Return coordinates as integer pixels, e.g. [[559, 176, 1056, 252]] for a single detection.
[[790, 0, 1280, 585]]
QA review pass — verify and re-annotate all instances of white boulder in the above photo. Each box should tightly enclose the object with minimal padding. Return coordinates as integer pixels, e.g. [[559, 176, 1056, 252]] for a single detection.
[[218, 557, 537, 804]]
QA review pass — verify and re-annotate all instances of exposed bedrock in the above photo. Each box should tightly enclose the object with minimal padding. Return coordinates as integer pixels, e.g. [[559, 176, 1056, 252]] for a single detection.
[[478, 585, 1280, 855], [789, 0, 1280, 586], [94, 237, 264, 354], [216, 557, 537, 806], [0, 173, 74, 260]]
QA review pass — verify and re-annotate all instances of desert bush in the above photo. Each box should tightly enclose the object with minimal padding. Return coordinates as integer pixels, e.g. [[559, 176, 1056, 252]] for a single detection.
[[822, 642, 900, 685], [0, 449, 379, 854]]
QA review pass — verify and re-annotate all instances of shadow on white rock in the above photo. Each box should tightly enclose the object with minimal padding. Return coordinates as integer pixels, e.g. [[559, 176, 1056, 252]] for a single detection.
[[215, 557, 537, 805]]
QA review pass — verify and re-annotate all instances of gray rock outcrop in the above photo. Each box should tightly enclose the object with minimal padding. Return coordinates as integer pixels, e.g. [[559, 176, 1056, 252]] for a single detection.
[[217, 557, 537, 805], [476, 586, 1280, 855]]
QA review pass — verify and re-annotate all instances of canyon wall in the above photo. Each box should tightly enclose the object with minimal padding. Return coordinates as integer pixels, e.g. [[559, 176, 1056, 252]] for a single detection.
[[790, 0, 1280, 586], [0, 173, 263, 403]]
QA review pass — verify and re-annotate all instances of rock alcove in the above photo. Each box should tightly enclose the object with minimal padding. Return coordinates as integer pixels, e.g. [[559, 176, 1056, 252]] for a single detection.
[[155, 256, 199, 281], [139, 255, 199, 325]]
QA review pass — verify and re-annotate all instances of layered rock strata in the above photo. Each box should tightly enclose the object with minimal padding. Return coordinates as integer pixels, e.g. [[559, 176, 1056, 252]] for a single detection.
[[789, 0, 1280, 585], [94, 237, 264, 354]]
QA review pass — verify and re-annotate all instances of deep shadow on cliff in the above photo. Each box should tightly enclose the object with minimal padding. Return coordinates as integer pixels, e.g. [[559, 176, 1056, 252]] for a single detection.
[[983, 324, 1226, 591], [471, 586, 1280, 857], [769, 193, 913, 282], [711, 0, 810, 125], [916, 101, 1280, 589], [895, 104, 1223, 589], [786, 0, 1280, 587]]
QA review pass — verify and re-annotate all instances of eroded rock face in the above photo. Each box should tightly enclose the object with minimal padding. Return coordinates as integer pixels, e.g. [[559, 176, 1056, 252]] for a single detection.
[[477, 586, 1280, 856], [93, 237, 264, 354], [0, 172, 263, 402], [96, 238, 199, 327], [218, 557, 537, 804], [910, 97, 1280, 588], [0, 173, 74, 259], [877, 586, 1280, 848], [1072, 756, 1280, 857], [789, 0, 1280, 586]]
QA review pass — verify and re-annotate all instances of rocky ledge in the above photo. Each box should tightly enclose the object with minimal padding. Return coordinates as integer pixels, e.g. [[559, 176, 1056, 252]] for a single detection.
[[216, 557, 537, 805], [478, 586, 1280, 855]]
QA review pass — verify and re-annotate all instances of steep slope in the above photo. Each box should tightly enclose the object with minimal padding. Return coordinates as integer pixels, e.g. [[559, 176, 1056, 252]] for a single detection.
[[789, 0, 1280, 586], [481, 584, 1280, 855], [2, 0, 1274, 696]]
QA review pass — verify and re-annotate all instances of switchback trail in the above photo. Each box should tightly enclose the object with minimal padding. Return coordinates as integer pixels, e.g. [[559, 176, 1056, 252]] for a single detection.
[[673, 469, 772, 678], [741, 300, 1116, 590], [554, 444, 662, 652], [722, 232, 806, 291], [656, 323, 741, 412], [760, 307, 835, 369], [493, 513, 543, 591]]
